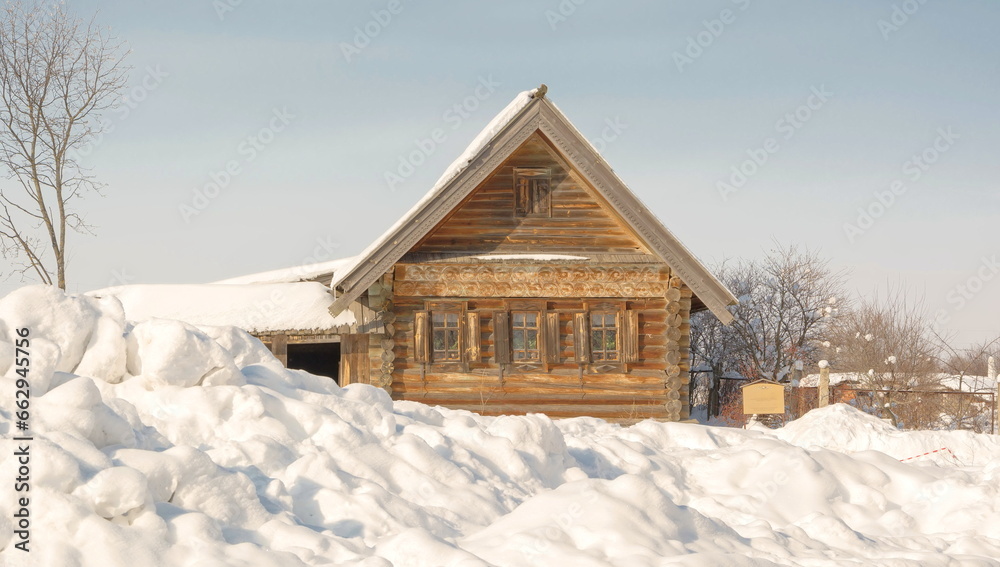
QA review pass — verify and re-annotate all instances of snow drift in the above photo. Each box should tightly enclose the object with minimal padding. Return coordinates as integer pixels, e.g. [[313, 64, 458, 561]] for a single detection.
[[2, 285, 1000, 566]]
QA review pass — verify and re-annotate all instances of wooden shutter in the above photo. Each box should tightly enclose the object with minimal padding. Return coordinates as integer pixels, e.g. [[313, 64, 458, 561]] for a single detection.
[[622, 309, 639, 363], [465, 312, 480, 362], [573, 312, 590, 363], [545, 312, 560, 364], [534, 178, 551, 216], [515, 177, 529, 216], [340, 334, 370, 386], [414, 311, 429, 363], [493, 311, 511, 364]]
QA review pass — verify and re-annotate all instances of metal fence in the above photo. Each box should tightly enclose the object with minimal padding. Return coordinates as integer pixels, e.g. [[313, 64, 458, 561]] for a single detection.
[[710, 377, 997, 433]]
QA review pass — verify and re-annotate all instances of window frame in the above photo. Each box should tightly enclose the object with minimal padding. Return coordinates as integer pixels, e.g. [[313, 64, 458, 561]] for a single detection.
[[431, 311, 462, 362], [511, 310, 542, 363], [423, 301, 469, 370], [501, 299, 549, 372], [589, 311, 620, 362]]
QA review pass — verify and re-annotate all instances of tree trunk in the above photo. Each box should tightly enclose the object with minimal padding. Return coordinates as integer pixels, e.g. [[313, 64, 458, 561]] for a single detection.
[[708, 364, 723, 417]]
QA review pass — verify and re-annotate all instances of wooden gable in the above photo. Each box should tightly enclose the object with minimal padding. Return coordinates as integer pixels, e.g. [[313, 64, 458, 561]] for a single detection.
[[331, 86, 738, 323], [412, 132, 652, 256]]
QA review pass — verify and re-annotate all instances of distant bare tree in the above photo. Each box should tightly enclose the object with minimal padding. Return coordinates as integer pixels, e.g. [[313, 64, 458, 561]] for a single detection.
[[828, 291, 940, 389], [826, 290, 942, 426], [936, 336, 1000, 383], [0, 2, 128, 289]]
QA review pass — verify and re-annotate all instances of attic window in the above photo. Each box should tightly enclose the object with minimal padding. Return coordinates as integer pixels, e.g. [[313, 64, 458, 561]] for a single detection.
[[513, 168, 551, 217]]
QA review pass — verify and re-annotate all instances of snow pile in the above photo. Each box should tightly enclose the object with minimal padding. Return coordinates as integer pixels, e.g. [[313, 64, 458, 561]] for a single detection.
[[3, 286, 1000, 566], [90, 282, 355, 333]]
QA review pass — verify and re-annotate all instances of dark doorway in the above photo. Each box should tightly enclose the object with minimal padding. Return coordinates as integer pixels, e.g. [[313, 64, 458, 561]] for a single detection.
[[286, 342, 341, 384]]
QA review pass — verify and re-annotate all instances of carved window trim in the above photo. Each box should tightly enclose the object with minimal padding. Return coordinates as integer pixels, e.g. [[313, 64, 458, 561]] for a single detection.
[[513, 167, 551, 218], [502, 299, 548, 372], [580, 300, 638, 373]]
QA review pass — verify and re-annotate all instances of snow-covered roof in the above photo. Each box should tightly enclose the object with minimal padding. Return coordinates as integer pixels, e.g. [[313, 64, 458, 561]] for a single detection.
[[797, 372, 998, 393], [90, 282, 355, 333], [213, 256, 358, 285], [329, 85, 739, 323]]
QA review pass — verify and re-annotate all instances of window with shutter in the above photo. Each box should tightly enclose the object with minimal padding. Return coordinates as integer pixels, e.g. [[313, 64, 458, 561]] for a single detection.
[[513, 168, 551, 217]]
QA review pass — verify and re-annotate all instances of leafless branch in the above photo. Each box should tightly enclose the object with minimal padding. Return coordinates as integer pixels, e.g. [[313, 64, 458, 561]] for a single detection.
[[0, 1, 128, 289]]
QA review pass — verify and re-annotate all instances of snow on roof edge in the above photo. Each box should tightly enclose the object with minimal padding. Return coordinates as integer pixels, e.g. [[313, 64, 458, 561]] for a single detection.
[[212, 255, 358, 286]]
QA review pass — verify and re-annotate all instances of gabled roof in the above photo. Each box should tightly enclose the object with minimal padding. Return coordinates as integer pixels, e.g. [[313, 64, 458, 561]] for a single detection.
[[330, 86, 738, 324]]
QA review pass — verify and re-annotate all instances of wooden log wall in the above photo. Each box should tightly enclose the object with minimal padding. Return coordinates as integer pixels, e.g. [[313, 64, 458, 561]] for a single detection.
[[387, 284, 693, 423]]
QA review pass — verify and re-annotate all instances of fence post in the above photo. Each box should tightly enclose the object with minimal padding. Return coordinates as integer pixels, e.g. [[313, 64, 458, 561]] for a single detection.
[[818, 360, 830, 408]]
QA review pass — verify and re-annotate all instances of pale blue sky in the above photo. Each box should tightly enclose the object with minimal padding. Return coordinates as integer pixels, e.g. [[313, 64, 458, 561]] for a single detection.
[[3, 1, 999, 345]]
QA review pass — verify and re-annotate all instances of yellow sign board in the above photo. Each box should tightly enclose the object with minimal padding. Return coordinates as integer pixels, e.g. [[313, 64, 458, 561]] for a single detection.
[[742, 382, 785, 414]]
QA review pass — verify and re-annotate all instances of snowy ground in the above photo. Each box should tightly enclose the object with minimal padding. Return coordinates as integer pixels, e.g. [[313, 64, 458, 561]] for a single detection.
[[2, 286, 1000, 566]]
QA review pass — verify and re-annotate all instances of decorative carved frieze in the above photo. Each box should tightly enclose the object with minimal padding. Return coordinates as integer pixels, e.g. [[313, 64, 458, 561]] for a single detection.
[[394, 264, 670, 298]]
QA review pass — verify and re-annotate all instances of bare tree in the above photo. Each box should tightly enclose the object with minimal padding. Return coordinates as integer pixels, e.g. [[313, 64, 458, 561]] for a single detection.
[[0, 1, 128, 289], [724, 244, 845, 380], [690, 305, 738, 417], [690, 244, 846, 416], [826, 290, 942, 426]]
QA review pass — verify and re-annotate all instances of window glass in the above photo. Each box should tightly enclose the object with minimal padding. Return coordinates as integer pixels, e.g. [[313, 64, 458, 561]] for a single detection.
[[432, 311, 461, 361]]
